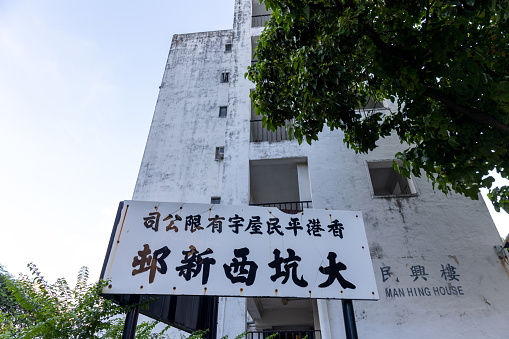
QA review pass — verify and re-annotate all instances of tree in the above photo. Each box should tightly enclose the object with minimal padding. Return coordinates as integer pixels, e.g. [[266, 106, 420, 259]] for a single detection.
[[247, 0, 509, 213], [0, 264, 251, 339], [0, 264, 172, 338]]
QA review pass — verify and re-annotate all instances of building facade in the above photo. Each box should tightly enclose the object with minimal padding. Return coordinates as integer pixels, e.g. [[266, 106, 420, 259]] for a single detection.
[[132, 0, 509, 337]]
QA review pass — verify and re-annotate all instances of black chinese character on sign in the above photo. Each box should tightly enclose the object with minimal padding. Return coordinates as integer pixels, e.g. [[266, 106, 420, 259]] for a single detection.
[[185, 215, 203, 233], [207, 215, 225, 233], [163, 213, 181, 232], [175, 245, 216, 285], [143, 212, 161, 232], [132, 244, 171, 284], [318, 252, 356, 289], [223, 247, 258, 286], [286, 218, 303, 236], [228, 214, 244, 234], [266, 217, 284, 235], [380, 266, 398, 282], [440, 264, 460, 281], [307, 219, 324, 237], [327, 219, 344, 238], [409, 265, 428, 281], [246, 216, 263, 235], [268, 248, 308, 287]]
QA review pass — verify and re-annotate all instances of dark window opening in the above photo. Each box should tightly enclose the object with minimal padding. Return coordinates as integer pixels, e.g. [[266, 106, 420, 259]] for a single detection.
[[221, 72, 229, 83], [219, 106, 227, 117], [368, 161, 417, 197], [215, 147, 224, 161]]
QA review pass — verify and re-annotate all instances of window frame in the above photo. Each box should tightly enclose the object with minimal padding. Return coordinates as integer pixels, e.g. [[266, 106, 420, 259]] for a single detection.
[[366, 160, 418, 198]]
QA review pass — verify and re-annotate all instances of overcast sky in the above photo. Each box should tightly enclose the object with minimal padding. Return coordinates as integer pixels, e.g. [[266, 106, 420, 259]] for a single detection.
[[0, 0, 508, 285]]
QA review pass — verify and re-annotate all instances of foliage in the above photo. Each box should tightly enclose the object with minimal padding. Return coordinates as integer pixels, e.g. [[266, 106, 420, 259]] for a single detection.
[[0, 264, 171, 338], [0, 264, 251, 339], [248, 0, 509, 212]]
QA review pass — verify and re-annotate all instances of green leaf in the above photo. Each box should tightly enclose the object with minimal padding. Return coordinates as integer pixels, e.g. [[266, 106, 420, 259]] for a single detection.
[[302, 5, 310, 21], [447, 137, 461, 148]]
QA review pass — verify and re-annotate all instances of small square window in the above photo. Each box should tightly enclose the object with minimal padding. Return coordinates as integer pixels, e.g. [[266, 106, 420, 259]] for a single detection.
[[211, 197, 221, 204], [219, 106, 227, 117], [215, 147, 224, 161], [367, 161, 417, 197], [221, 72, 229, 83], [225, 43, 232, 52]]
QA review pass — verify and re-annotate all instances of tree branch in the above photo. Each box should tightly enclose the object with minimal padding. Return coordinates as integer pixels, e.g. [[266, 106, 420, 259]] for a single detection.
[[363, 23, 509, 133], [424, 87, 509, 133]]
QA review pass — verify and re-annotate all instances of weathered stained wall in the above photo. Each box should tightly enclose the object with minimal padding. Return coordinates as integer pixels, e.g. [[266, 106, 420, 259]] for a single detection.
[[242, 104, 509, 338], [133, 29, 232, 203], [132, 0, 509, 337], [307, 125, 509, 338]]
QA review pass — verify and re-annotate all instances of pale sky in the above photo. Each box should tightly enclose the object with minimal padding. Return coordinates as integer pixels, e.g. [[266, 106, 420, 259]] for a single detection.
[[0, 0, 507, 285], [0, 0, 235, 284]]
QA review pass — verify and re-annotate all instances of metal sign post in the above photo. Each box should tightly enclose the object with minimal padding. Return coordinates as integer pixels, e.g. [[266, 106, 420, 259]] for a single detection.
[[119, 296, 218, 339], [122, 305, 140, 339], [342, 299, 358, 339]]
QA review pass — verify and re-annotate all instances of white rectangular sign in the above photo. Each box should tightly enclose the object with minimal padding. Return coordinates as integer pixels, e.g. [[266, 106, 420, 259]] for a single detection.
[[102, 200, 379, 300]]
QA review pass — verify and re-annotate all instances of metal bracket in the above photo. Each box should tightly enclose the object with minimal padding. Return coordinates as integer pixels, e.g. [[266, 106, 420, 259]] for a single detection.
[[495, 245, 508, 259]]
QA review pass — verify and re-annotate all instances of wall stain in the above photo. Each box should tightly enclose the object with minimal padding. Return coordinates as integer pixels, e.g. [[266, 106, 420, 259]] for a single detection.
[[448, 255, 459, 265], [498, 257, 509, 280], [395, 198, 405, 223], [370, 243, 384, 259]]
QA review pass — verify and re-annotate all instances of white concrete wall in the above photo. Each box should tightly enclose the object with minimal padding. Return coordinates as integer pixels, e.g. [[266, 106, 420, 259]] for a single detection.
[[307, 126, 509, 338], [133, 30, 233, 204], [211, 0, 255, 336]]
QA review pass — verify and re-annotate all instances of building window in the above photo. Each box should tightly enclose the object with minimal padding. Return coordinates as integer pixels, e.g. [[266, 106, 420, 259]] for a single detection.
[[215, 147, 224, 161], [219, 106, 227, 117], [211, 197, 221, 204], [221, 72, 229, 83], [367, 160, 417, 197], [249, 157, 312, 212], [225, 43, 232, 52], [363, 97, 384, 109], [251, 37, 258, 66]]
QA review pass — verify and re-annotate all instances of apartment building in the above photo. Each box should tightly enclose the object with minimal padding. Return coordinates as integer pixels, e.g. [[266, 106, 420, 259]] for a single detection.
[[132, 0, 509, 337]]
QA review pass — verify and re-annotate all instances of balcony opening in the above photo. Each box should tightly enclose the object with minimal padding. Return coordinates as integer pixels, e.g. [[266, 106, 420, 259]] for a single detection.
[[251, 36, 259, 66], [250, 94, 292, 143], [246, 298, 319, 339], [247, 329, 320, 339], [249, 158, 311, 213], [252, 0, 271, 27]]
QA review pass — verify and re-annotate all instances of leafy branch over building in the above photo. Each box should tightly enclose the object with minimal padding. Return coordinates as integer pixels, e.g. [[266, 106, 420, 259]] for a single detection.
[[248, 0, 509, 213]]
